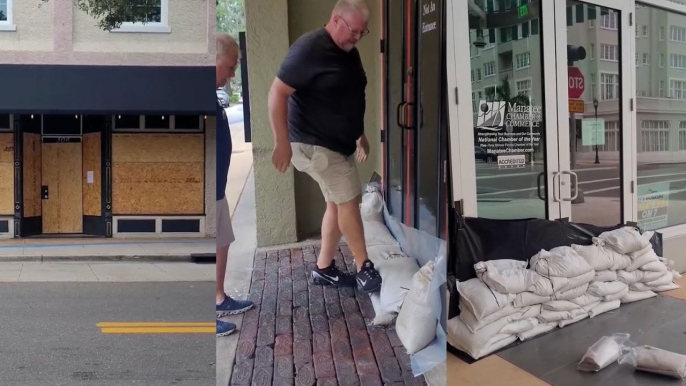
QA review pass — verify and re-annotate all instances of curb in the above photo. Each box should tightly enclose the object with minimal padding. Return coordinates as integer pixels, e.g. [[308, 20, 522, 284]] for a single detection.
[[0, 255, 211, 263]]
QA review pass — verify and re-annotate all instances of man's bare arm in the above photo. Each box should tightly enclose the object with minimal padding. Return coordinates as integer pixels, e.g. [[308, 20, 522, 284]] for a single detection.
[[268, 77, 296, 173]]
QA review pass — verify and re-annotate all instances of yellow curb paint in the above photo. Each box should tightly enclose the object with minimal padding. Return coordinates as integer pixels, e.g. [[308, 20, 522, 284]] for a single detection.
[[97, 322, 215, 334], [100, 327, 215, 334], [97, 322, 214, 327]]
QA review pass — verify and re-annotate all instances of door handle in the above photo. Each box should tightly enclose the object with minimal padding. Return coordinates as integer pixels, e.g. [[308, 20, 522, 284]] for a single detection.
[[396, 102, 405, 128], [562, 171, 579, 201], [552, 172, 562, 202], [537, 172, 545, 201]]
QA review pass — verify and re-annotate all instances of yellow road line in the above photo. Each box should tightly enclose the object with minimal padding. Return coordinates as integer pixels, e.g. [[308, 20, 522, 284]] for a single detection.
[[100, 327, 215, 334], [97, 322, 214, 328]]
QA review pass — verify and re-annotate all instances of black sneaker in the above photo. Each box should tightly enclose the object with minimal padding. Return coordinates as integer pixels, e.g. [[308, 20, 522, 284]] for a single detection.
[[356, 260, 382, 293], [312, 262, 356, 287]]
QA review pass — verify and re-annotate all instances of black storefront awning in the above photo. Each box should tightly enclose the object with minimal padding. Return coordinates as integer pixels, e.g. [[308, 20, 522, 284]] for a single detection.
[[0, 64, 215, 115]]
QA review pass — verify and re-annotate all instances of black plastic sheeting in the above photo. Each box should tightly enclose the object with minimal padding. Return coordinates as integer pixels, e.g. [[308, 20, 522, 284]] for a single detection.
[[448, 213, 637, 320]]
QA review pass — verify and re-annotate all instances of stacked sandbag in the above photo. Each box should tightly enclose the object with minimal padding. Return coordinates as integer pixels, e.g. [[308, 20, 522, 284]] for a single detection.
[[595, 227, 682, 301], [529, 247, 598, 326], [447, 260, 544, 359], [360, 188, 420, 325]]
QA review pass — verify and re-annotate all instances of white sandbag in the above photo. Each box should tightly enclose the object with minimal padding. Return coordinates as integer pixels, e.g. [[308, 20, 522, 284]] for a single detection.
[[652, 282, 680, 292], [569, 293, 603, 307], [596, 227, 649, 254], [363, 222, 400, 247], [628, 243, 653, 260], [542, 300, 580, 312], [446, 315, 513, 360], [644, 271, 673, 287], [396, 261, 437, 354], [553, 283, 590, 301], [512, 304, 543, 321], [630, 282, 652, 292], [641, 260, 669, 272], [593, 270, 618, 283], [501, 318, 538, 335], [366, 244, 419, 323], [514, 292, 552, 308], [588, 300, 621, 318], [619, 346, 686, 379], [617, 270, 663, 285], [518, 322, 557, 341], [558, 312, 589, 328], [577, 333, 631, 372], [529, 270, 595, 296], [603, 286, 629, 302], [621, 290, 657, 304], [625, 249, 660, 272], [475, 260, 542, 294], [369, 293, 396, 325], [581, 300, 603, 313], [458, 303, 520, 334], [609, 254, 632, 271], [360, 188, 386, 223], [588, 281, 628, 297], [530, 248, 593, 278], [573, 244, 625, 272], [457, 278, 515, 321], [537, 308, 587, 323]]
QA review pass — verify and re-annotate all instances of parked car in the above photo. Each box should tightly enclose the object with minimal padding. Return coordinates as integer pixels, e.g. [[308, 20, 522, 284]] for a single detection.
[[474, 146, 497, 163], [216, 88, 229, 107]]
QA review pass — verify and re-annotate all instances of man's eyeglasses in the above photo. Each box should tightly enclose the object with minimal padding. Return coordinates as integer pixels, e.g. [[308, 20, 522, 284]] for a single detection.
[[338, 16, 370, 38]]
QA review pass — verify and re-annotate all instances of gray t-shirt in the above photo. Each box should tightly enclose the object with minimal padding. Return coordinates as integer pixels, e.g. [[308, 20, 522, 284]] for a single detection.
[[277, 28, 367, 157]]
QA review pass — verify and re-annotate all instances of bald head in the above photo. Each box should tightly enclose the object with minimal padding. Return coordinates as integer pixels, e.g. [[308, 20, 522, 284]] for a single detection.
[[332, 0, 370, 20], [216, 33, 240, 88]]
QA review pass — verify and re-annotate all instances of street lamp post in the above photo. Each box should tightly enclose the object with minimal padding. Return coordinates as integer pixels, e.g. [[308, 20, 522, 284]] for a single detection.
[[593, 98, 600, 164]]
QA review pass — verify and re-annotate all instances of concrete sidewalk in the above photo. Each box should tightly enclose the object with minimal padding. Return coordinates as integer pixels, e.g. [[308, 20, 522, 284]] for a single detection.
[[0, 239, 215, 262], [0, 262, 213, 282]]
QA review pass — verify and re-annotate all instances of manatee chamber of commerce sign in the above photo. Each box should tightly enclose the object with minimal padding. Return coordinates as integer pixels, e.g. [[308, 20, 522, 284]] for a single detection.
[[474, 100, 543, 155]]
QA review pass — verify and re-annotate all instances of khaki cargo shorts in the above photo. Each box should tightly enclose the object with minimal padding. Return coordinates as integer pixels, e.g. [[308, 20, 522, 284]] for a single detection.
[[291, 143, 362, 205]]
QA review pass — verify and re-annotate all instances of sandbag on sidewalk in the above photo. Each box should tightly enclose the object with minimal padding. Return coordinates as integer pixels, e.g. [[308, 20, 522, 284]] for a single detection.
[[596, 227, 650, 254], [587, 281, 628, 298], [577, 333, 632, 372], [573, 244, 626, 272], [529, 270, 595, 296], [396, 261, 438, 354], [367, 245, 420, 325], [475, 260, 542, 294], [593, 270, 618, 283], [457, 278, 515, 321], [589, 300, 621, 318], [620, 290, 657, 304], [619, 346, 686, 379], [530, 248, 594, 278]]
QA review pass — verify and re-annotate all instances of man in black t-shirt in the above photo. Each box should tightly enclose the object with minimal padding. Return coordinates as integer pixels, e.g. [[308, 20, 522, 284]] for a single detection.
[[268, 0, 381, 293]]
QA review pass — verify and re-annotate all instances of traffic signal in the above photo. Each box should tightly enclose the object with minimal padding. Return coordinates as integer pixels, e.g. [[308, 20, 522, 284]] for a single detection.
[[568, 45, 587, 66]]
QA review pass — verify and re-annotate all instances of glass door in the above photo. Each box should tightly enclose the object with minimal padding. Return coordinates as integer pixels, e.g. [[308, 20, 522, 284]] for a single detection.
[[554, 0, 633, 225], [447, 0, 563, 220]]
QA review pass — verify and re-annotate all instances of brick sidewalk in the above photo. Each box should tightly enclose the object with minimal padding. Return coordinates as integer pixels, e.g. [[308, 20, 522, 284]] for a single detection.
[[230, 245, 427, 386]]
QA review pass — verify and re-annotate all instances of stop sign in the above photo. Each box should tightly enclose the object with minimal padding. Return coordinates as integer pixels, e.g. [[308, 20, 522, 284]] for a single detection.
[[568, 67, 585, 99]]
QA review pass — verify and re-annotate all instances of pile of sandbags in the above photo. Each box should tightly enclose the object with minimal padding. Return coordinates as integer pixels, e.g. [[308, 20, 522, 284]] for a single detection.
[[448, 226, 682, 360], [361, 187, 420, 325]]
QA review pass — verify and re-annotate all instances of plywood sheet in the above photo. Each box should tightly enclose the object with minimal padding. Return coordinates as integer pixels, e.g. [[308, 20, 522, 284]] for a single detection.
[[42, 144, 60, 233], [42, 143, 83, 233], [23, 133, 41, 217], [0, 133, 14, 215], [83, 133, 101, 216], [113, 162, 204, 214], [112, 134, 204, 163]]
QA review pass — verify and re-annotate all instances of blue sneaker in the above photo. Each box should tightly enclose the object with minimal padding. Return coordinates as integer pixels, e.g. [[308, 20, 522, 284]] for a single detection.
[[217, 319, 236, 337], [216, 295, 254, 318]]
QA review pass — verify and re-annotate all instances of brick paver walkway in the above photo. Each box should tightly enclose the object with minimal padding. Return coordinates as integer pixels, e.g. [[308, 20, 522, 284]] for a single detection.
[[230, 245, 427, 386]]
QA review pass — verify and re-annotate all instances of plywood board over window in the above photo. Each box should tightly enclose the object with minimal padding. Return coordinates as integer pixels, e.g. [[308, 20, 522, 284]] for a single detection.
[[112, 133, 204, 215], [0, 133, 14, 215], [82, 133, 101, 216], [23, 133, 41, 218]]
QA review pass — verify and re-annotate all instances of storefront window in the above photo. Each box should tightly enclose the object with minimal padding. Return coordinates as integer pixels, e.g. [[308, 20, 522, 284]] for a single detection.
[[636, 3, 686, 230]]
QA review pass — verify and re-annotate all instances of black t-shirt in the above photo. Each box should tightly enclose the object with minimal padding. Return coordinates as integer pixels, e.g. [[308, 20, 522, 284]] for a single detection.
[[277, 28, 367, 156]]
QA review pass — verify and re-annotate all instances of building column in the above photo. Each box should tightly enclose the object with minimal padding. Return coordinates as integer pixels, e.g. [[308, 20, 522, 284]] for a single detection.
[[205, 115, 217, 238], [244, 0, 298, 247]]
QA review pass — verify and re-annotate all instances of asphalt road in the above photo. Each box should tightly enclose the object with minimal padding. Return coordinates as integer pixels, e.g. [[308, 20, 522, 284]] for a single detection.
[[476, 161, 686, 200], [0, 282, 214, 386]]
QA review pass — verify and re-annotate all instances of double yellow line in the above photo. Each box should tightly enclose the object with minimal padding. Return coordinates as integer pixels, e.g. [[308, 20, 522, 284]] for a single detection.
[[97, 322, 215, 334]]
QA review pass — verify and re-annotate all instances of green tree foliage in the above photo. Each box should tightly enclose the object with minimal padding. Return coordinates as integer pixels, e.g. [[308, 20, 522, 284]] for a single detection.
[[216, 0, 245, 97], [41, 0, 163, 31]]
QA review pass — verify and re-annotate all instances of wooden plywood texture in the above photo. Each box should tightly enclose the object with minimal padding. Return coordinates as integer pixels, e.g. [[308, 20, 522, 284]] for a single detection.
[[23, 133, 41, 217], [83, 133, 101, 216], [112, 134, 204, 163], [448, 354, 551, 386], [0, 133, 14, 215], [112, 134, 204, 215], [113, 163, 204, 214], [42, 143, 83, 234]]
